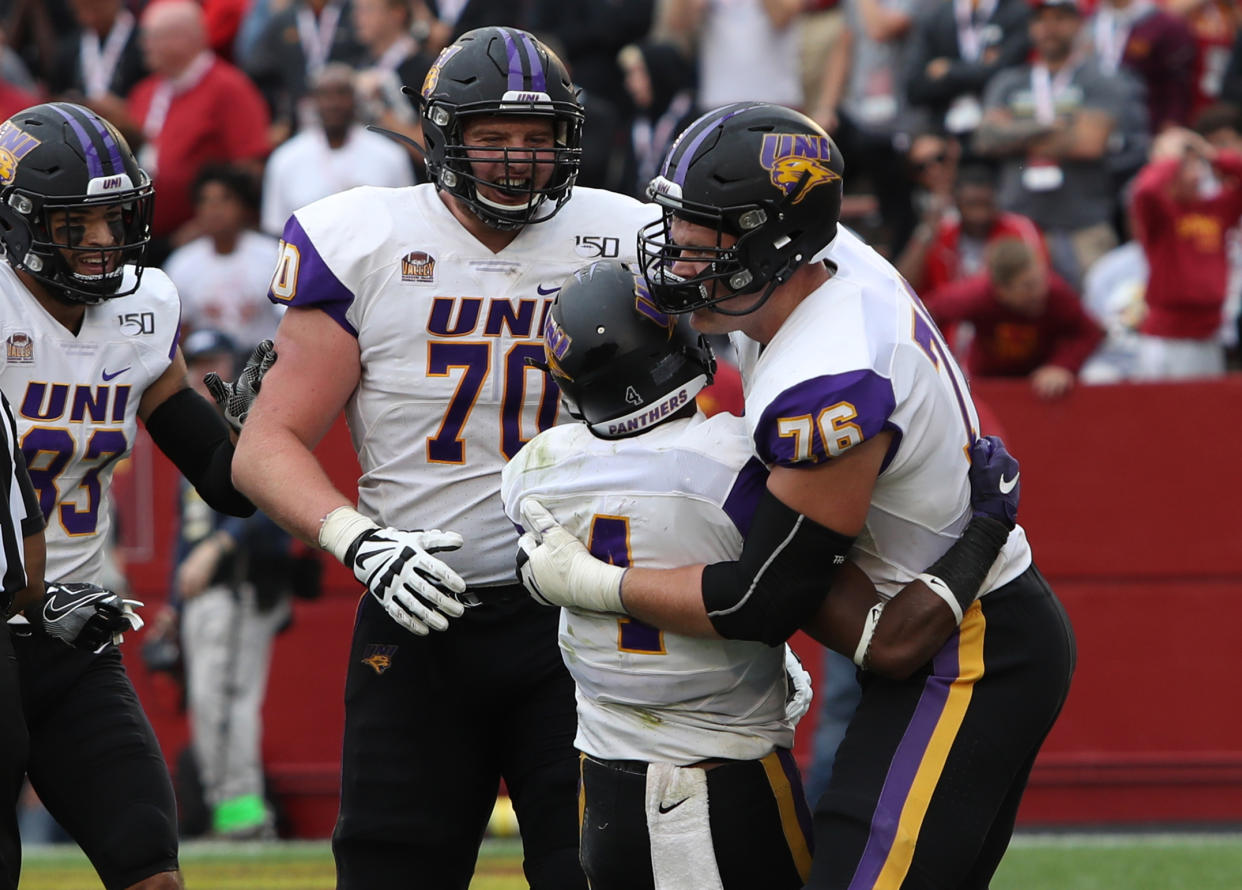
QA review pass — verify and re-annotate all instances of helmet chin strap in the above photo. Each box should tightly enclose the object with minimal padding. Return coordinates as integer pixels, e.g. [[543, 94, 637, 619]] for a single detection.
[[707, 273, 784, 317]]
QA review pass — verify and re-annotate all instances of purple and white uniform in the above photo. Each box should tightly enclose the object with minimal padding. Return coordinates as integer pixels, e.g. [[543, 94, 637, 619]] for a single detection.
[[501, 412, 799, 764], [270, 183, 657, 586], [0, 262, 180, 583], [732, 226, 1032, 599]]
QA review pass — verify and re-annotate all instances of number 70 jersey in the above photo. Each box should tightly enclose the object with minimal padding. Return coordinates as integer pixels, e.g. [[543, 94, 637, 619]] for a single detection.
[[0, 262, 180, 583], [270, 183, 658, 586]]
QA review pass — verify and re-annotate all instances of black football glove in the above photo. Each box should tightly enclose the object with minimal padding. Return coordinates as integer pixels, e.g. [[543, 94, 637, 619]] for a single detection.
[[37, 582, 144, 651], [204, 339, 276, 433]]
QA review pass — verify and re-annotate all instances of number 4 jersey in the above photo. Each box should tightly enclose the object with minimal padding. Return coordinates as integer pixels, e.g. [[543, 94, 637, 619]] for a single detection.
[[0, 262, 180, 582], [732, 227, 1032, 600], [271, 183, 658, 587]]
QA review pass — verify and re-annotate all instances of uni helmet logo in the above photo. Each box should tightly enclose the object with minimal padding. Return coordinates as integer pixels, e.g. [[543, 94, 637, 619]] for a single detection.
[[421, 44, 463, 98], [758, 133, 840, 205], [632, 275, 674, 334], [542, 314, 573, 379], [0, 122, 42, 184]]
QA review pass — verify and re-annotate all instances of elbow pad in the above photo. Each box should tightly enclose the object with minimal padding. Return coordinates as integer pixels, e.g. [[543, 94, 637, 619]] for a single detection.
[[144, 389, 255, 517], [702, 489, 855, 646]]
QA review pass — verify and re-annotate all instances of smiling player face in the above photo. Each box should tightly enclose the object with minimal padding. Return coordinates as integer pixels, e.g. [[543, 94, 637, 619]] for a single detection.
[[461, 115, 557, 210], [46, 203, 125, 280]]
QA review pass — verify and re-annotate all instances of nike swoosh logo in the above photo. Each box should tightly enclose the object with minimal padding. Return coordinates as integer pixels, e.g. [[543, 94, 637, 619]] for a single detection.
[[657, 798, 690, 814], [102, 367, 130, 381], [999, 473, 1019, 494], [536, 284, 562, 295], [44, 589, 110, 619]]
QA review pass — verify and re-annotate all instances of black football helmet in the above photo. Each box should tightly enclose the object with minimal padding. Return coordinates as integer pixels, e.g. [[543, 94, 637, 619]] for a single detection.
[[0, 102, 153, 305], [418, 27, 584, 231], [638, 102, 844, 315], [541, 261, 715, 439]]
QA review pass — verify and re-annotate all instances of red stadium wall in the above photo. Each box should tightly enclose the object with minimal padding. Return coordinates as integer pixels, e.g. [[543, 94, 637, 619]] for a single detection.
[[115, 376, 1242, 837]]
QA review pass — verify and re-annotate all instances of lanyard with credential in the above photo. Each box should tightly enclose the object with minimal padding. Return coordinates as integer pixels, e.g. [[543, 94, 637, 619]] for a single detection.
[[954, 0, 1000, 62], [296, 3, 342, 76], [80, 10, 134, 99]]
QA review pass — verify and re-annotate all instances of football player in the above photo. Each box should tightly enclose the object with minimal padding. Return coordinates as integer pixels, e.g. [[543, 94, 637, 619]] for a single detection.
[[517, 103, 1077, 890], [233, 27, 657, 889], [0, 102, 254, 890]]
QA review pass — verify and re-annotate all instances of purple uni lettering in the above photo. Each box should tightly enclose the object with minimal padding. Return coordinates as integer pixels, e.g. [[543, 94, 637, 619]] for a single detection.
[[427, 297, 482, 336], [21, 382, 128, 422], [483, 299, 538, 337], [98, 175, 123, 190], [544, 315, 571, 362]]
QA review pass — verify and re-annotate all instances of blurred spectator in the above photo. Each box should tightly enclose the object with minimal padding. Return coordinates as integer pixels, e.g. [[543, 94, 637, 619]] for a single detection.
[[1087, 0, 1196, 133], [164, 164, 283, 347], [897, 129, 962, 264], [1194, 103, 1242, 359], [0, 64, 38, 121], [128, 0, 271, 260], [0, 25, 38, 93], [799, 0, 845, 117], [975, 0, 1127, 288], [1129, 125, 1242, 378], [245, 0, 365, 140], [351, 0, 431, 154], [260, 62, 415, 235], [663, 0, 804, 110], [901, 160, 1047, 293], [1175, 0, 1239, 119], [1079, 235, 1148, 382], [923, 237, 1105, 398], [618, 40, 698, 198], [2, 0, 75, 82], [203, 0, 250, 60], [158, 329, 298, 839], [536, 1, 655, 118], [813, 0, 931, 253], [46, 0, 146, 127], [903, 0, 1031, 137]]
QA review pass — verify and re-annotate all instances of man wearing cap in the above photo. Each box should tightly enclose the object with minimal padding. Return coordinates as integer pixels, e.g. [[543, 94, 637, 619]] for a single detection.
[[974, 0, 1130, 288]]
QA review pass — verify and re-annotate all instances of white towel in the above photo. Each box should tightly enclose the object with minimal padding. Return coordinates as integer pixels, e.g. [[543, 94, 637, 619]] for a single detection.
[[645, 762, 724, 890]]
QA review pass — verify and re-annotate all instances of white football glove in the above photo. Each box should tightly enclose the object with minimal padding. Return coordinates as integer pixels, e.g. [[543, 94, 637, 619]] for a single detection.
[[319, 506, 466, 635], [40, 582, 144, 651], [783, 645, 814, 725], [203, 338, 276, 433], [516, 500, 626, 613]]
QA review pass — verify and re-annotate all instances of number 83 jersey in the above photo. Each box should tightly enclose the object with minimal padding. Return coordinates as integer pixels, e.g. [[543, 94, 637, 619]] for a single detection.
[[0, 261, 181, 583], [271, 183, 658, 586]]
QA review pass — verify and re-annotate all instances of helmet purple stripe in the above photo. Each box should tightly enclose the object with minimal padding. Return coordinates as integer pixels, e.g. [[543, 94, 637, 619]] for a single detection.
[[500, 29, 525, 92], [669, 106, 742, 188], [518, 32, 547, 92], [47, 103, 103, 179], [80, 111, 126, 176]]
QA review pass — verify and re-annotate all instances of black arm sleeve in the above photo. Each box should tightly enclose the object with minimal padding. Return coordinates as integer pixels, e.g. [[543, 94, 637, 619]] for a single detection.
[[144, 388, 255, 518], [925, 514, 1012, 613], [702, 489, 855, 647]]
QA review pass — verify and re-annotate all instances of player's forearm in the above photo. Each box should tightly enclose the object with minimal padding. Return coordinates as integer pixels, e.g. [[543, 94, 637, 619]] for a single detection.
[[10, 531, 46, 616], [233, 420, 351, 547], [620, 565, 719, 638]]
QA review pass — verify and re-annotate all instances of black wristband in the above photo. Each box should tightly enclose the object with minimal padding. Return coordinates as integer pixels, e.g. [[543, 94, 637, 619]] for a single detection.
[[925, 515, 1011, 615]]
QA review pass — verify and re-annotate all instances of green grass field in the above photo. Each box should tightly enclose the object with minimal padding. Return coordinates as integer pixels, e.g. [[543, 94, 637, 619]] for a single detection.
[[18, 832, 1242, 889]]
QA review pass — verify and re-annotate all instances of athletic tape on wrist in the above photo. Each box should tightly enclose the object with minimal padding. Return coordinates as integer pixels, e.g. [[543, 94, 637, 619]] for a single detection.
[[318, 506, 377, 564], [853, 601, 886, 668], [914, 572, 964, 624]]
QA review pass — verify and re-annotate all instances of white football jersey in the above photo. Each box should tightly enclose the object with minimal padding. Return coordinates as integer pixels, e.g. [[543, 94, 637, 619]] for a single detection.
[[732, 227, 1032, 599], [273, 184, 658, 586], [501, 413, 796, 764], [0, 262, 180, 582]]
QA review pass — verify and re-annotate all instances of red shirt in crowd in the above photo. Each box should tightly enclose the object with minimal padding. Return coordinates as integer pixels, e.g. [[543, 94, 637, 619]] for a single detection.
[[922, 211, 1048, 292], [1118, 8, 1198, 131], [923, 274, 1104, 378], [0, 81, 40, 122], [128, 55, 270, 238], [1130, 149, 1242, 340]]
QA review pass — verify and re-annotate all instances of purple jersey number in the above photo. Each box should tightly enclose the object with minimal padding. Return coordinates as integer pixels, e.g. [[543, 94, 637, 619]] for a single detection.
[[21, 427, 127, 535], [587, 514, 665, 655]]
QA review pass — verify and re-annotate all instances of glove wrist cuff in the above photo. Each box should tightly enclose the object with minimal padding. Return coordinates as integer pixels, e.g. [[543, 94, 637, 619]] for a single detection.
[[319, 506, 377, 564]]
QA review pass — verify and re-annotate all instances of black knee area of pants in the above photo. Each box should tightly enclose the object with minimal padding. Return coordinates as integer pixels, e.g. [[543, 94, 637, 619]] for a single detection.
[[703, 489, 854, 646]]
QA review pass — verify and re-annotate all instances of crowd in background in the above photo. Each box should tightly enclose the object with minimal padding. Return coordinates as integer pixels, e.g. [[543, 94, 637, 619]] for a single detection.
[[1, 0, 1240, 842], [3, 0, 1241, 392]]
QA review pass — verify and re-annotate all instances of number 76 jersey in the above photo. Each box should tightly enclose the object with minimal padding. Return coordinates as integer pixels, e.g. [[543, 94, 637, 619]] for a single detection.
[[0, 262, 180, 583], [733, 227, 1033, 600], [270, 183, 658, 586]]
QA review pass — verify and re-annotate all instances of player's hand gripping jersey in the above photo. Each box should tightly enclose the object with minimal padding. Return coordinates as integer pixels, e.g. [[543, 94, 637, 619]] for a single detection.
[[0, 263, 180, 582], [731, 227, 1033, 599], [502, 412, 801, 764], [271, 183, 656, 586]]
